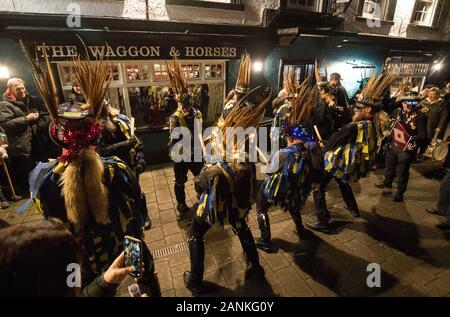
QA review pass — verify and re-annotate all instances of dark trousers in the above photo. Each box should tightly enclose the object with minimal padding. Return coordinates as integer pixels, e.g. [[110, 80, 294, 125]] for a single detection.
[[173, 162, 203, 204], [139, 244, 161, 297], [384, 146, 415, 194], [10, 154, 35, 195], [437, 170, 450, 225], [256, 188, 304, 243], [188, 212, 259, 283], [312, 172, 358, 224]]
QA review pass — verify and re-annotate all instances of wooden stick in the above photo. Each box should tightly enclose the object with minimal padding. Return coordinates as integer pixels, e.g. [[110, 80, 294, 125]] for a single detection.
[[313, 125, 322, 142], [1, 158, 17, 199]]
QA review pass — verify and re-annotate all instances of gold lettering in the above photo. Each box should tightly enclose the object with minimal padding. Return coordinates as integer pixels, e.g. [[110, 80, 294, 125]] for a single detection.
[[140, 46, 150, 57], [128, 46, 139, 57], [150, 46, 160, 57], [195, 47, 204, 57], [185, 47, 195, 57], [51, 46, 66, 57], [116, 46, 127, 57], [204, 47, 212, 57]]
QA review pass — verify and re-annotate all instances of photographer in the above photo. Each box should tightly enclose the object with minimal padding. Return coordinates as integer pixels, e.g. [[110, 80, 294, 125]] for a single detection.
[[0, 219, 139, 297]]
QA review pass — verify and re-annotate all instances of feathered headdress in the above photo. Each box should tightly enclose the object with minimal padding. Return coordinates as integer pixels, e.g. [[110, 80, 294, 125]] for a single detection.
[[166, 57, 189, 98], [210, 86, 271, 161], [21, 39, 111, 226], [235, 52, 251, 94], [358, 69, 395, 107], [283, 76, 317, 141], [283, 68, 298, 98]]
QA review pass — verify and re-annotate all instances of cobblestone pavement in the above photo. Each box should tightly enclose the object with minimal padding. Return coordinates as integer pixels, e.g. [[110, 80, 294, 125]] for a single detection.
[[3, 159, 450, 297]]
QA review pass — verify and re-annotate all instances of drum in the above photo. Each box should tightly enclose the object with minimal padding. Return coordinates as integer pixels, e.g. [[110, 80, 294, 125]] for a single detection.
[[432, 141, 449, 162], [391, 120, 412, 151]]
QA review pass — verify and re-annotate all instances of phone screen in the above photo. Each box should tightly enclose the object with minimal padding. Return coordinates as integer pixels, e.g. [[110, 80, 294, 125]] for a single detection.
[[124, 236, 142, 278]]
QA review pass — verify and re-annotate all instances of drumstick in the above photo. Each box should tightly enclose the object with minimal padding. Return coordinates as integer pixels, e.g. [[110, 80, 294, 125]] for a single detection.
[[130, 117, 135, 137], [313, 125, 322, 142]]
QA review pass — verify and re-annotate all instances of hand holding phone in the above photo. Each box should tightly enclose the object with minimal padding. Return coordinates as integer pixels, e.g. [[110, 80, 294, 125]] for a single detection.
[[124, 236, 143, 278]]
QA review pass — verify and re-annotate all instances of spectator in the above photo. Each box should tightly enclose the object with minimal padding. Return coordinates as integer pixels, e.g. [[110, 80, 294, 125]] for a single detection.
[[67, 83, 86, 103], [0, 78, 43, 196], [329, 73, 352, 130], [0, 219, 136, 297], [419, 87, 447, 141]]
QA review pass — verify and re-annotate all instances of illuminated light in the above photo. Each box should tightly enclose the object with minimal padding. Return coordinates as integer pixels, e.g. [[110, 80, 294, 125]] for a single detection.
[[337, 45, 343, 48], [343, 39, 349, 42], [432, 63, 443, 71], [0, 66, 9, 79], [253, 61, 263, 72]]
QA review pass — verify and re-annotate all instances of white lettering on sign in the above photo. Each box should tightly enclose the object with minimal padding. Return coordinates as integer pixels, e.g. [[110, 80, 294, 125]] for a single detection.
[[34, 45, 236, 59]]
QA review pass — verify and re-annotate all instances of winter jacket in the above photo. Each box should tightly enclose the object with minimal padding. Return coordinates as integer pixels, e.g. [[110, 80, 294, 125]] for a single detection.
[[418, 97, 447, 140]]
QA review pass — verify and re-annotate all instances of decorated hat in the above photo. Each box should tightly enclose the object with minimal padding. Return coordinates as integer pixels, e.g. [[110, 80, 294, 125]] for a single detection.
[[166, 57, 191, 106], [357, 69, 395, 108], [20, 39, 111, 162], [234, 52, 251, 94]]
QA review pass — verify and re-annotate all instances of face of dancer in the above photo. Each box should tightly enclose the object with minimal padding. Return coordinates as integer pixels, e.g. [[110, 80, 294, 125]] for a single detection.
[[352, 104, 372, 121], [13, 83, 27, 101]]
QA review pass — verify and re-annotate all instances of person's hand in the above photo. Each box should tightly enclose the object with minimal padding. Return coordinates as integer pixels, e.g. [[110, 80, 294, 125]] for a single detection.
[[26, 113, 39, 121], [103, 251, 134, 285], [435, 128, 441, 133], [328, 100, 335, 108], [318, 141, 325, 148], [336, 106, 344, 113]]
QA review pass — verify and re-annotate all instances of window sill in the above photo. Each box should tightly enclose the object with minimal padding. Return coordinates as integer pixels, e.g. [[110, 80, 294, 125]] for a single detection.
[[355, 16, 395, 25], [165, 0, 244, 12], [407, 23, 438, 31]]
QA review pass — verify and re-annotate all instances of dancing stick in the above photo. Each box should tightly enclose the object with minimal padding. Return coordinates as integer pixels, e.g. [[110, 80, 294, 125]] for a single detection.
[[1, 158, 17, 200]]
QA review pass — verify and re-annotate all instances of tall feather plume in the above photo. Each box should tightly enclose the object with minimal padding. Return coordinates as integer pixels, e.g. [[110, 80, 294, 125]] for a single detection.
[[359, 69, 395, 104], [19, 40, 59, 120], [235, 52, 251, 92], [289, 77, 317, 125], [220, 86, 272, 146], [60, 148, 109, 225], [72, 35, 112, 120], [166, 56, 189, 96], [283, 68, 297, 97]]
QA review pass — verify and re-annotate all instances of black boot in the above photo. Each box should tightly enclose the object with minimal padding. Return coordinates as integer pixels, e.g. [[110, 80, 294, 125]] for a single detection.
[[185, 236, 205, 295], [175, 183, 189, 218], [237, 226, 265, 277], [142, 214, 152, 231], [289, 208, 307, 240], [313, 189, 331, 223], [256, 212, 275, 253], [305, 219, 331, 234], [338, 183, 360, 217], [375, 180, 392, 189], [393, 191, 404, 202]]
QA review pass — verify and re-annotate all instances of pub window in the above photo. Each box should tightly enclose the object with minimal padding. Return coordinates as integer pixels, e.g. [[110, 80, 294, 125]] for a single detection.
[[153, 63, 169, 81], [287, 0, 324, 12], [411, 0, 441, 27], [58, 63, 121, 89], [204, 63, 223, 79], [359, 0, 397, 21], [181, 63, 201, 80], [126, 63, 152, 82]]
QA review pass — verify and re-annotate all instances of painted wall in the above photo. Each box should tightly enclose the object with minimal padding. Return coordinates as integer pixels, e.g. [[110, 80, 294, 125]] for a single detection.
[[262, 37, 387, 98], [341, 0, 450, 41], [1, 0, 279, 25]]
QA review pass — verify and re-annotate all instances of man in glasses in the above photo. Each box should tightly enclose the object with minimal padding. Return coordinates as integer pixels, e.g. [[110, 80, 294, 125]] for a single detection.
[[375, 93, 426, 202]]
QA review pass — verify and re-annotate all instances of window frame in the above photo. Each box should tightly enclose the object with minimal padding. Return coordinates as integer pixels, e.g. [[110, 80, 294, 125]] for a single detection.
[[357, 0, 397, 22], [410, 0, 441, 27]]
